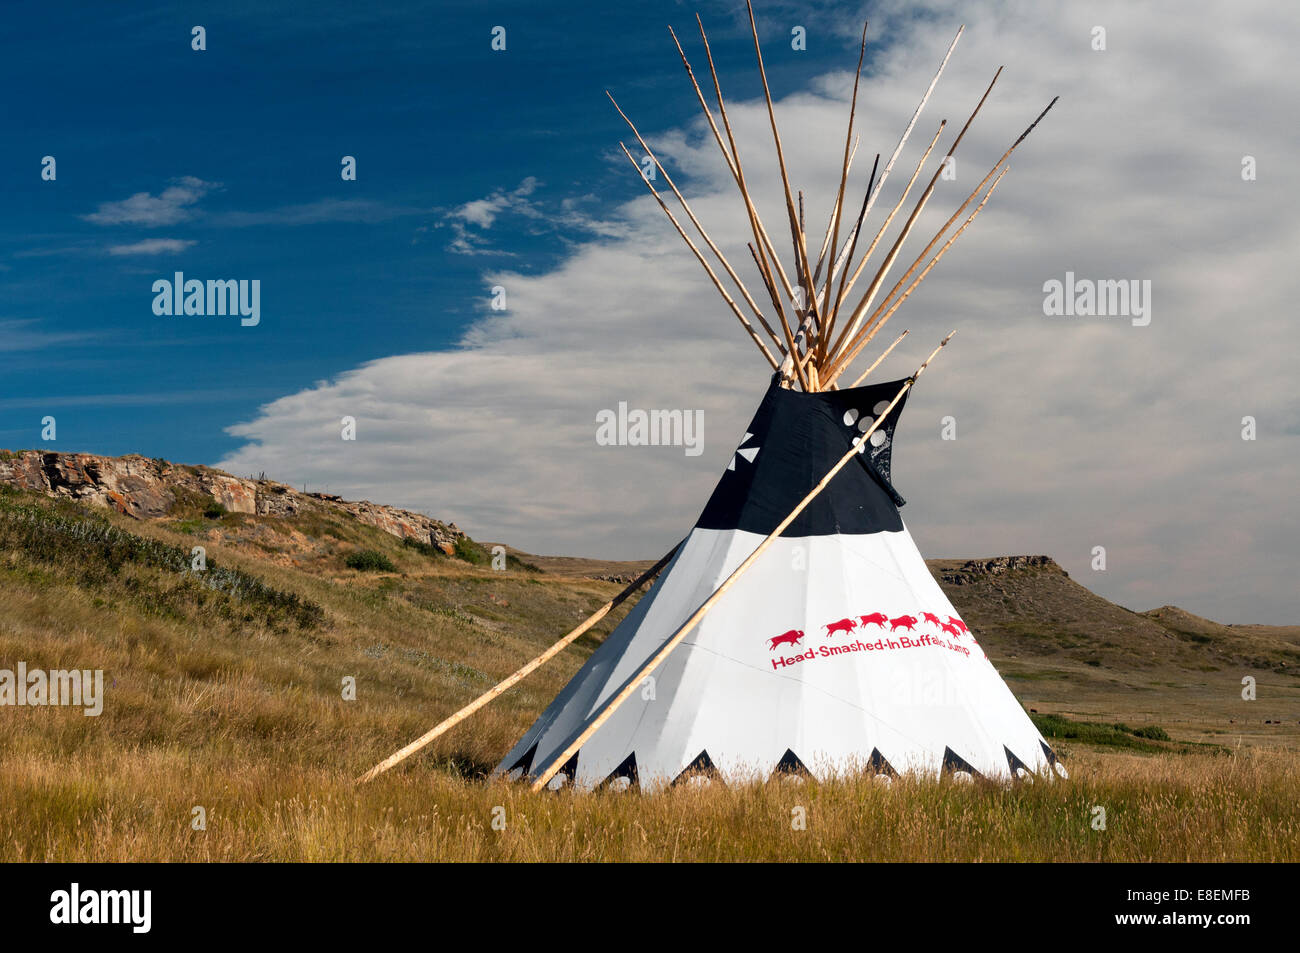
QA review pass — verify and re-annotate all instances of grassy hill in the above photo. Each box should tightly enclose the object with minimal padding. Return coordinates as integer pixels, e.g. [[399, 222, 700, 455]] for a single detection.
[[925, 558, 1300, 750], [1, 483, 1297, 861]]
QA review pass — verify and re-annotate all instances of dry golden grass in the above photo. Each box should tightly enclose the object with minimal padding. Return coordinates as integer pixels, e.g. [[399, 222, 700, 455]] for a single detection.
[[1, 745, 1296, 861], [2, 488, 1298, 861]]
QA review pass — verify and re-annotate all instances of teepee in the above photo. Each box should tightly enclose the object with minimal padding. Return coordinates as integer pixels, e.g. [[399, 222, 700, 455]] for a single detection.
[[359, 4, 1062, 791]]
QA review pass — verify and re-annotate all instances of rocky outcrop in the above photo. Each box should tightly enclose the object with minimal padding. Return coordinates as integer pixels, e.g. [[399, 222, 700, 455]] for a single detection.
[[338, 498, 463, 551], [23, 453, 176, 518], [939, 555, 1064, 585], [591, 572, 642, 585], [0, 450, 465, 553]]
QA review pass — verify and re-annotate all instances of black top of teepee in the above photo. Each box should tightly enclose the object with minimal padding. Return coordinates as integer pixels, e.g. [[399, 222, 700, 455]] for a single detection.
[[695, 376, 909, 537]]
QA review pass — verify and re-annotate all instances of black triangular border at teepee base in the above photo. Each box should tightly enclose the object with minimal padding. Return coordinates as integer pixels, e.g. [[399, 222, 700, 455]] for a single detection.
[[773, 748, 810, 778], [673, 750, 722, 786], [544, 751, 578, 789], [597, 752, 639, 792], [1004, 744, 1033, 780], [1040, 740, 1068, 777], [506, 742, 537, 780], [869, 748, 898, 777], [942, 746, 983, 779]]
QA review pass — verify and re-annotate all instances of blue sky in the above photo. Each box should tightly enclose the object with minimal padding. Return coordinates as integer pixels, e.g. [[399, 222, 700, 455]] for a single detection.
[[2, 0, 831, 458], [3, 1, 1297, 623]]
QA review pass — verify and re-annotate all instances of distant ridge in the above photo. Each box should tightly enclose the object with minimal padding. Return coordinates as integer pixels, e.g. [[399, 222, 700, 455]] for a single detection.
[[0, 449, 466, 554]]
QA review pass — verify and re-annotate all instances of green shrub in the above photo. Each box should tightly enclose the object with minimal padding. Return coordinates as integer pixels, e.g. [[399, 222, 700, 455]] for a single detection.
[[401, 536, 538, 572], [1030, 712, 1187, 752], [402, 537, 444, 558], [507, 553, 542, 573], [346, 550, 396, 572], [453, 538, 489, 565], [203, 501, 228, 519], [1133, 724, 1171, 741], [1032, 713, 1156, 751]]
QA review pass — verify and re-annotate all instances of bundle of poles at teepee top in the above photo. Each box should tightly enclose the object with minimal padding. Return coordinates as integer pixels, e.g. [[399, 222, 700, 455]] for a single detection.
[[613, 0, 1056, 393]]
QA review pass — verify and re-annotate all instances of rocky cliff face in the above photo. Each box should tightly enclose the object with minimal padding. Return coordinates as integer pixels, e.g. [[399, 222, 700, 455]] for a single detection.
[[0, 450, 466, 554], [937, 555, 1064, 586]]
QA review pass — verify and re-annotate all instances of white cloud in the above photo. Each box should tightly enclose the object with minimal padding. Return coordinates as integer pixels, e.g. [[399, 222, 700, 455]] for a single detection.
[[218, 0, 1300, 624], [444, 221, 513, 257], [438, 177, 626, 255], [450, 176, 541, 229], [84, 176, 218, 226], [106, 238, 196, 256]]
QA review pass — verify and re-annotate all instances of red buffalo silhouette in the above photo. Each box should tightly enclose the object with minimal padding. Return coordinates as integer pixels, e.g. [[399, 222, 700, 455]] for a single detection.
[[920, 611, 943, 626], [939, 621, 962, 637], [947, 616, 969, 633], [768, 629, 805, 651], [824, 618, 857, 636], [889, 615, 918, 632], [858, 612, 888, 628]]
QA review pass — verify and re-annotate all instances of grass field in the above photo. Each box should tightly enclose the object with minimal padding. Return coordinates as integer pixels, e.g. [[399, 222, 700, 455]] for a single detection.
[[4, 747, 1296, 861], [1, 485, 1297, 861]]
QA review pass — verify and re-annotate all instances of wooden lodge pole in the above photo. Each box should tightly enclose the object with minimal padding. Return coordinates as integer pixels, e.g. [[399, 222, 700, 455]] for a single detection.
[[846, 328, 909, 389], [356, 543, 680, 783]]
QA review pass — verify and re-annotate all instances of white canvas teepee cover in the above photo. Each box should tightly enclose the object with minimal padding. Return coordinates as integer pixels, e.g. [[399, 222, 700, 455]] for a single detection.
[[497, 377, 1060, 789]]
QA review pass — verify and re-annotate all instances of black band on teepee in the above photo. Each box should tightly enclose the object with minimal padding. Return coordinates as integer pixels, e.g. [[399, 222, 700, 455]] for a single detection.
[[696, 377, 911, 537]]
